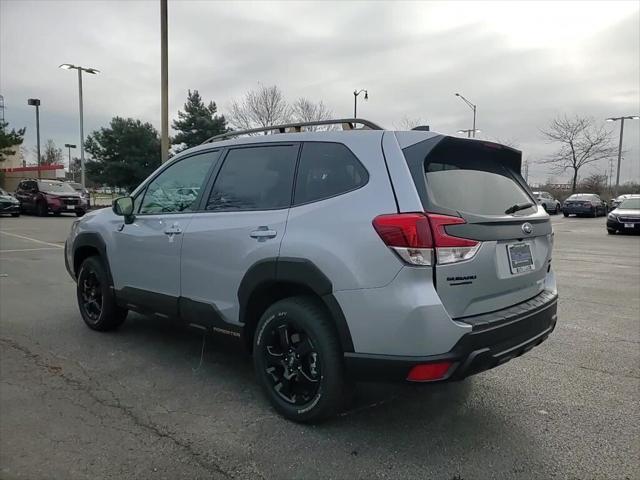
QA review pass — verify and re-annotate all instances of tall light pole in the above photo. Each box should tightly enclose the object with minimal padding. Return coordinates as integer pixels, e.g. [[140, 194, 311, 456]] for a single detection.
[[455, 92, 477, 138], [353, 89, 368, 118], [65, 143, 77, 181], [27, 98, 41, 177], [606, 115, 639, 197], [160, 0, 169, 163], [59, 64, 99, 188]]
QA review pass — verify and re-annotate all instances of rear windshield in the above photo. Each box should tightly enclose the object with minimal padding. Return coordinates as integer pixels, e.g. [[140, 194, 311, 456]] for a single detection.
[[403, 138, 534, 217], [424, 160, 532, 215], [567, 194, 597, 201], [619, 198, 640, 209]]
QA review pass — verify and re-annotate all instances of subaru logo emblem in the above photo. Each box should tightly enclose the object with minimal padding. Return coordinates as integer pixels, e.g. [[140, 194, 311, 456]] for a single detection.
[[522, 223, 533, 235]]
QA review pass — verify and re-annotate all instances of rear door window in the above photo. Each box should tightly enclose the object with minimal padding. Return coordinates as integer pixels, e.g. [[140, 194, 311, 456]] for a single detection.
[[206, 144, 298, 211], [293, 142, 368, 205]]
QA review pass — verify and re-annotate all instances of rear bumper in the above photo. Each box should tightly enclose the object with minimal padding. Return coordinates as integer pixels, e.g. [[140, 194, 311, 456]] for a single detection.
[[563, 206, 594, 214], [345, 290, 558, 382]]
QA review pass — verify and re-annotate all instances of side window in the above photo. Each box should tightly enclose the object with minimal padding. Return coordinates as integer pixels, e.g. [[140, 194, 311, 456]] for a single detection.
[[206, 145, 298, 211], [293, 142, 368, 205], [139, 151, 217, 214]]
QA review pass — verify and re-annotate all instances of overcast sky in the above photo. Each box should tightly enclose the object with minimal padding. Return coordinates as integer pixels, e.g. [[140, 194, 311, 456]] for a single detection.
[[1, 0, 639, 185]]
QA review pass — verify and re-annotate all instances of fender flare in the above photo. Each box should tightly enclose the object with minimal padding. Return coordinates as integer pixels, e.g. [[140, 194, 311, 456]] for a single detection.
[[238, 257, 355, 353], [72, 232, 114, 286]]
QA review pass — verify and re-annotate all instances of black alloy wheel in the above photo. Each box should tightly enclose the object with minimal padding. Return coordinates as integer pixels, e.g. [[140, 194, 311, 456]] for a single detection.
[[262, 322, 321, 406], [253, 296, 348, 422], [76, 256, 127, 331], [36, 201, 47, 217], [80, 268, 103, 324]]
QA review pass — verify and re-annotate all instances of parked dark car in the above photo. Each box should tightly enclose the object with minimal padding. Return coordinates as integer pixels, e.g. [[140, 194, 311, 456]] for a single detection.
[[67, 181, 91, 208], [562, 193, 607, 217], [0, 187, 20, 217], [607, 197, 640, 234], [15, 179, 88, 217]]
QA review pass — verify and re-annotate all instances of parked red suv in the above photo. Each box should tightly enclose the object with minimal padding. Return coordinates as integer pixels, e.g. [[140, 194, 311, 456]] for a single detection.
[[15, 179, 88, 217]]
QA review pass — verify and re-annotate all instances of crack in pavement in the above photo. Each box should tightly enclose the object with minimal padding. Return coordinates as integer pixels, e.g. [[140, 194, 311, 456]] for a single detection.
[[526, 353, 640, 380], [0, 336, 237, 479]]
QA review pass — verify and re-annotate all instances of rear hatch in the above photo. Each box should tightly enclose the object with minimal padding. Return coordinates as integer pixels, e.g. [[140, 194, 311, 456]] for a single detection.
[[402, 137, 552, 318]]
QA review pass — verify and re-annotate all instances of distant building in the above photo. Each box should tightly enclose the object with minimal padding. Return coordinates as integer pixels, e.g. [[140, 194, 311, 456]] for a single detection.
[[0, 149, 65, 190]]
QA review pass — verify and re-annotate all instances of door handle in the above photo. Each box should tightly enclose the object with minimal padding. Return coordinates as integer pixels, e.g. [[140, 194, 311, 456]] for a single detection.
[[164, 223, 182, 235], [250, 227, 277, 239]]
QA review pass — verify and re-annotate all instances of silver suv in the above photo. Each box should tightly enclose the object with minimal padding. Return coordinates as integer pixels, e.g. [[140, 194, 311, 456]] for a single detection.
[[65, 119, 558, 422]]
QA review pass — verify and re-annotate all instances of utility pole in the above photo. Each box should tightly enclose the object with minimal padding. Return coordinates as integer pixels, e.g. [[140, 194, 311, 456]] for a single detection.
[[160, 0, 169, 163], [606, 115, 639, 197]]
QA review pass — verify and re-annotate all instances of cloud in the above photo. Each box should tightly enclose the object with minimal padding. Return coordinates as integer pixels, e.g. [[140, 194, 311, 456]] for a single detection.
[[1, 0, 638, 184]]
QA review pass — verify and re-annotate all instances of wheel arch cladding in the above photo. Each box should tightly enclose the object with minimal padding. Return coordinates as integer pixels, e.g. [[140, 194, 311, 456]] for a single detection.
[[73, 232, 114, 286], [238, 257, 355, 353]]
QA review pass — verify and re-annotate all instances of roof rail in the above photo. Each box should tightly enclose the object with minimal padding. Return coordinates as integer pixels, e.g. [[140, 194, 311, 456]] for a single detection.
[[201, 118, 384, 144]]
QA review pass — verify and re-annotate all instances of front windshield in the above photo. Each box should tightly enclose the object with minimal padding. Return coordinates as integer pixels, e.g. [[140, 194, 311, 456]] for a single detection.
[[619, 198, 640, 209], [37, 181, 76, 193]]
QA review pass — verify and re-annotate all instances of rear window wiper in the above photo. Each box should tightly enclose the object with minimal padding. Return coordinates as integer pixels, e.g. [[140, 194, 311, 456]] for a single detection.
[[504, 202, 534, 215]]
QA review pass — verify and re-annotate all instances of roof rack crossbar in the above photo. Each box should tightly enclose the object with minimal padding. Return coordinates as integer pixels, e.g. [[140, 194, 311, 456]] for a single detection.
[[202, 118, 383, 144]]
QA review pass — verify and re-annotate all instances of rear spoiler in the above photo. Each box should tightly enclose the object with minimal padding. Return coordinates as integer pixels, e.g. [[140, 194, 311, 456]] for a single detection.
[[439, 137, 522, 174]]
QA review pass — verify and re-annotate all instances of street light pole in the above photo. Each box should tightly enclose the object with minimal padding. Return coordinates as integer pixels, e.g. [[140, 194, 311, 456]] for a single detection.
[[59, 64, 100, 188], [455, 93, 478, 138], [77, 68, 85, 186], [353, 89, 368, 118], [65, 143, 76, 181], [606, 115, 639, 197], [27, 98, 41, 178]]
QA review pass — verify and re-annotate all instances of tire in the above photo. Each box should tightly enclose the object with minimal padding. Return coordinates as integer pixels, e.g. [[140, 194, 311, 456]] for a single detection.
[[76, 210, 85, 217], [253, 296, 348, 423], [11, 213, 19, 217], [36, 201, 48, 217], [607, 229, 616, 235], [563, 212, 569, 217], [76, 256, 128, 331], [555, 204, 560, 215]]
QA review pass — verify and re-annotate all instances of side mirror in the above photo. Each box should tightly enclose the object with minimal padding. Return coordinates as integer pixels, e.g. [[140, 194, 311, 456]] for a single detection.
[[113, 196, 135, 224]]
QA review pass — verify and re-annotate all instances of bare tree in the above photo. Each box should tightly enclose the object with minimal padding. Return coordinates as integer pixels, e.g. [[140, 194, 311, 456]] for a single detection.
[[290, 98, 333, 131], [228, 85, 292, 132], [41, 139, 63, 165], [580, 172, 608, 194], [393, 116, 427, 130], [540, 115, 616, 193]]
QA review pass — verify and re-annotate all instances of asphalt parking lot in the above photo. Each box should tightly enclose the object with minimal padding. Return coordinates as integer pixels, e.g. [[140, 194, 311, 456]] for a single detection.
[[0, 213, 638, 480]]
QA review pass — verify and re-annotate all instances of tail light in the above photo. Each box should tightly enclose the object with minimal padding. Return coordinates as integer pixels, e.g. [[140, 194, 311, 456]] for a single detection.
[[372, 213, 481, 266]]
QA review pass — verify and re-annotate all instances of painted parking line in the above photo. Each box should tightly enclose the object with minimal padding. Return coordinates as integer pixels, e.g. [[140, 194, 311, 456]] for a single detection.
[[0, 247, 63, 253], [0, 230, 64, 249]]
